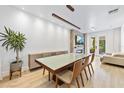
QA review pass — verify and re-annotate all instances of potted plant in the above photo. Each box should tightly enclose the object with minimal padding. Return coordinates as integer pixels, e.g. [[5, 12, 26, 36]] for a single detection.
[[90, 47, 95, 53], [0, 26, 26, 79]]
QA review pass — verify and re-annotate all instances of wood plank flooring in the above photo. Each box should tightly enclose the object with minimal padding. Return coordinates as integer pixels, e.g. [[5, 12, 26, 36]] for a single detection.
[[0, 57, 124, 88]]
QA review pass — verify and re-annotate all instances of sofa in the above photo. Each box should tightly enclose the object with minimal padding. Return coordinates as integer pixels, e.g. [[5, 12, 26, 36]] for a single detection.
[[101, 53, 124, 66]]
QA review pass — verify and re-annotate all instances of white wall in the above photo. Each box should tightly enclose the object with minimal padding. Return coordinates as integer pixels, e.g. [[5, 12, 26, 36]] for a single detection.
[[0, 46, 1, 80], [0, 6, 70, 78], [87, 27, 121, 54], [121, 24, 124, 52]]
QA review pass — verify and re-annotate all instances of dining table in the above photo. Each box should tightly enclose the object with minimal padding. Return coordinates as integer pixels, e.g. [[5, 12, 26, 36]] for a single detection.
[[35, 53, 88, 85]]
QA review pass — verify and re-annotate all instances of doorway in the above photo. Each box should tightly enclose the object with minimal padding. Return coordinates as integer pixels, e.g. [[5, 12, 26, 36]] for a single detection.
[[89, 37, 96, 53], [99, 36, 106, 54], [89, 35, 106, 55]]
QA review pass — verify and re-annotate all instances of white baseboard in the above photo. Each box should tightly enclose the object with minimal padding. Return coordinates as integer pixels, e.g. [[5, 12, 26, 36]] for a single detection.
[[22, 66, 29, 72], [2, 71, 9, 78], [0, 76, 2, 80]]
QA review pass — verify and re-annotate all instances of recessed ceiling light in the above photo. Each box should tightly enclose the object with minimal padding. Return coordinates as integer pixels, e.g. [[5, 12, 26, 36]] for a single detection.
[[22, 8, 24, 10]]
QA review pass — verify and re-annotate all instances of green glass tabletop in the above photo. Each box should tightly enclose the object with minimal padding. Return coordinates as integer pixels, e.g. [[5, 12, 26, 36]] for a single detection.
[[36, 53, 87, 71]]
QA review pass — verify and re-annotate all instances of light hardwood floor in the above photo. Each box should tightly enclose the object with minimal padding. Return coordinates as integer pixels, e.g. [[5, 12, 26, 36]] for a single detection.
[[0, 57, 124, 88]]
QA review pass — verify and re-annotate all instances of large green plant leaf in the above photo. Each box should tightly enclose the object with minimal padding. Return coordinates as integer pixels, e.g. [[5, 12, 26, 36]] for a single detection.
[[0, 26, 26, 52]]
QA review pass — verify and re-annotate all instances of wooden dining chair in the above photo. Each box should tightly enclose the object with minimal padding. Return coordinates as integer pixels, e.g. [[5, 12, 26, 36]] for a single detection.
[[87, 53, 95, 77], [80, 55, 90, 86], [55, 59, 83, 88]]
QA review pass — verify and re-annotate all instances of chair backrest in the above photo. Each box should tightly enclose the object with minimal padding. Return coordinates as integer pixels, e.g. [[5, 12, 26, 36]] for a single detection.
[[82, 55, 90, 68], [90, 53, 95, 63], [71, 59, 83, 81]]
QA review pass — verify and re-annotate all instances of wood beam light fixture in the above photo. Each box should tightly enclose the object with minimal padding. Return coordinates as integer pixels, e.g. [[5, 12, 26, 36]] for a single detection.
[[66, 5, 74, 12], [52, 13, 81, 30]]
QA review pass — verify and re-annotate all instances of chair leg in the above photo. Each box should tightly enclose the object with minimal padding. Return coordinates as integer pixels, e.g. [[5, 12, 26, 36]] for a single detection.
[[80, 73, 85, 87], [10, 71, 12, 80], [43, 67, 45, 75], [91, 64, 94, 74], [84, 68, 88, 80], [48, 71, 50, 81], [20, 70, 22, 77], [76, 78, 80, 88], [67, 84, 71, 88], [55, 77, 58, 88], [88, 65, 92, 77]]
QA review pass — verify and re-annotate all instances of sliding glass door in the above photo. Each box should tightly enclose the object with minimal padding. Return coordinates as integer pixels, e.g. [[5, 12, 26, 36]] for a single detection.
[[89, 37, 96, 53], [88, 35, 106, 55], [99, 36, 106, 54]]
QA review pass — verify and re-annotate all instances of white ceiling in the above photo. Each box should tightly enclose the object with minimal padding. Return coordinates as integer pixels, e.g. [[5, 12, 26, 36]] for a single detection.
[[12, 5, 124, 33]]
